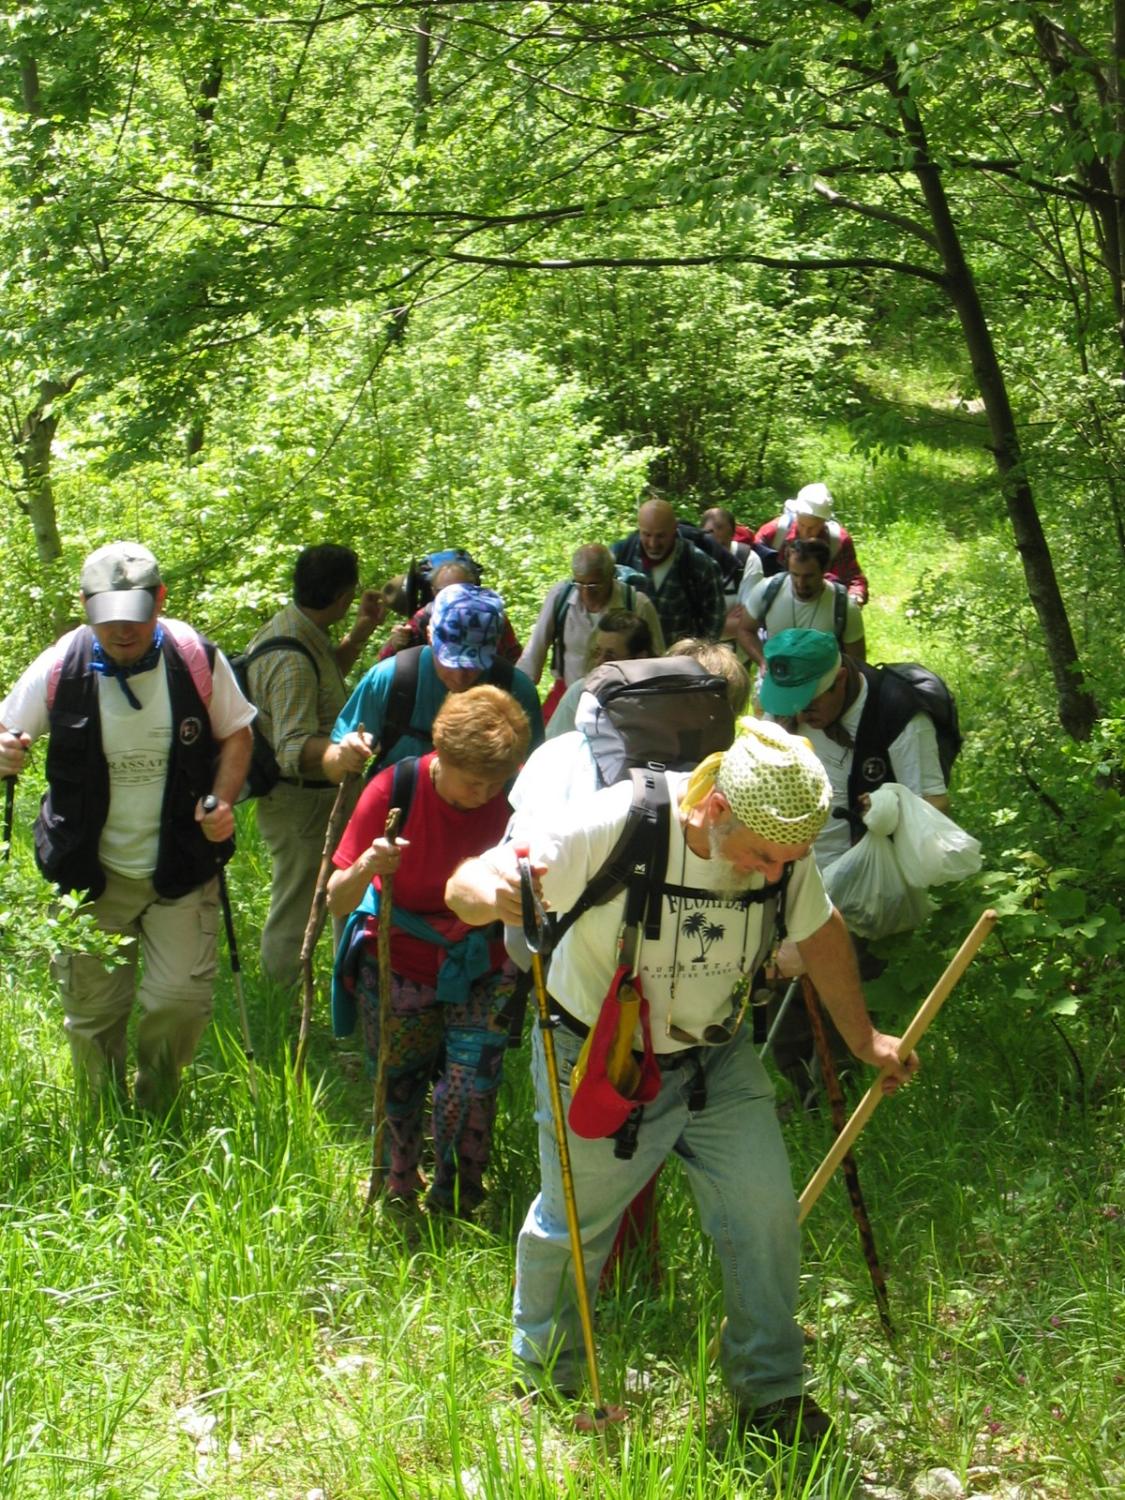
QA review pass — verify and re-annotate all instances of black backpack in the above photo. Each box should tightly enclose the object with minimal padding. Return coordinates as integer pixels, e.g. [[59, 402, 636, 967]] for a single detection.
[[231, 636, 320, 799], [404, 549, 483, 615], [847, 662, 963, 808], [553, 658, 789, 951]]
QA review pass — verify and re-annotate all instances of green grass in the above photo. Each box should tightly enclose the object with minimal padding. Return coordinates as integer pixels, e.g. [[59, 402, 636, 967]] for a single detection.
[[2, 808, 1122, 1499]]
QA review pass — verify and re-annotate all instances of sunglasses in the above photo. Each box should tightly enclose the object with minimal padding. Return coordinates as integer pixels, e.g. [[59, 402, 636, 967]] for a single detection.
[[664, 975, 752, 1048]]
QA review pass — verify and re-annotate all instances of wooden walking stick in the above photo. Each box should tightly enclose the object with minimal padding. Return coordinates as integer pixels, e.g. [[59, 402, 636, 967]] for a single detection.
[[294, 725, 369, 1085], [366, 806, 402, 1206], [801, 977, 891, 1337], [798, 908, 998, 1224]]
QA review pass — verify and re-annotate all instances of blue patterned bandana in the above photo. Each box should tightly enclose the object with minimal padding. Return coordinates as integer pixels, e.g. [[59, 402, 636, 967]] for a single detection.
[[91, 625, 165, 709]]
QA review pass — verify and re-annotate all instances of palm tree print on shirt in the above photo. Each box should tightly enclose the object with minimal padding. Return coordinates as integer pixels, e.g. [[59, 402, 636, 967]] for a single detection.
[[682, 910, 727, 963]]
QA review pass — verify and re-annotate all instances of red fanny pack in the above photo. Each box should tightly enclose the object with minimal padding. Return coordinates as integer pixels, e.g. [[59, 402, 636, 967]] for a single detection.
[[568, 965, 661, 1140]]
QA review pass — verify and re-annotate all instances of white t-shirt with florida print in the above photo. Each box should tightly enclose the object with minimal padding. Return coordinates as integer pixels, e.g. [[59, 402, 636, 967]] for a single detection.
[[511, 769, 832, 1054]]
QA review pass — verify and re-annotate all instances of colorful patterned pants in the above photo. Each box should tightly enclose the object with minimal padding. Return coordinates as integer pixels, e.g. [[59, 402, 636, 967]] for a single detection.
[[355, 948, 515, 1212]]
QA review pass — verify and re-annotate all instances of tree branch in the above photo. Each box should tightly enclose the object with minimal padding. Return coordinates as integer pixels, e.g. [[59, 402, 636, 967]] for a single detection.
[[441, 247, 948, 283], [813, 177, 937, 247]]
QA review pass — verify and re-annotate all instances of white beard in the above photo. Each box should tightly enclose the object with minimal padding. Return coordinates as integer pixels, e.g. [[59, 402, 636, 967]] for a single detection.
[[706, 825, 757, 897]]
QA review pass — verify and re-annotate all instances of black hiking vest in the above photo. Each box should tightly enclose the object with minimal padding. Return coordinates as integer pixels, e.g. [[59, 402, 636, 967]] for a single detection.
[[34, 627, 231, 899], [845, 663, 930, 812]]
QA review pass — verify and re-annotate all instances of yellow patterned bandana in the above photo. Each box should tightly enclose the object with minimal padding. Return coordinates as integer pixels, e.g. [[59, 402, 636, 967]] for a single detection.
[[681, 717, 831, 846]]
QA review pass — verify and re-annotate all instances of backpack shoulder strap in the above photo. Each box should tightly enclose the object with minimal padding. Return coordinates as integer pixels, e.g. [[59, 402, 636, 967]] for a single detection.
[[760, 573, 785, 618], [832, 581, 848, 640], [162, 619, 214, 704], [489, 655, 515, 691], [846, 664, 902, 806], [552, 768, 669, 950], [675, 542, 708, 633], [245, 634, 320, 680], [389, 755, 419, 830], [549, 581, 576, 678], [383, 645, 426, 760]]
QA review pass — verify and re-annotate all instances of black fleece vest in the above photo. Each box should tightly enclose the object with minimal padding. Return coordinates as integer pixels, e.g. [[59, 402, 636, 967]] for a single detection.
[[845, 664, 920, 809], [34, 627, 232, 899]]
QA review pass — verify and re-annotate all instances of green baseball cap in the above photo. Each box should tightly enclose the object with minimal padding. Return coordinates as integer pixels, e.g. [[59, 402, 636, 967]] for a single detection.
[[759, 629, 841, 716]]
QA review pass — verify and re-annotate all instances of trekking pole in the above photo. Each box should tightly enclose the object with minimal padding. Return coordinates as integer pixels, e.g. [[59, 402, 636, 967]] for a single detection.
[[295, 724, 370, 1085], [801, 977, 892, 1338], [203, 795, 259, 1102], [758, 977, 798, 1061], [366, 806, 401, 1207], [514, 845, 625, 1433], [2, 726, 25, 862], [798, 908, 998, 1223]]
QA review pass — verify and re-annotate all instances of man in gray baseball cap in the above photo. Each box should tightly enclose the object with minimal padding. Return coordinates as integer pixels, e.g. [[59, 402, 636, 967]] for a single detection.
[[0, 542, 255, 1110], [79, 541, 163, 625]]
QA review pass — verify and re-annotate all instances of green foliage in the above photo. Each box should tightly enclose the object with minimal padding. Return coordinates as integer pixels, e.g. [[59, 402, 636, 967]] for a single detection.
[[0, 843, 128, 971]]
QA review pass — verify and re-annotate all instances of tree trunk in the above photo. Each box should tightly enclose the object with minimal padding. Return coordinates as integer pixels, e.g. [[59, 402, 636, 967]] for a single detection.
[[414, 8, 433, 146], [887, 71, 1099, 740], [16, 379, 80, 565]]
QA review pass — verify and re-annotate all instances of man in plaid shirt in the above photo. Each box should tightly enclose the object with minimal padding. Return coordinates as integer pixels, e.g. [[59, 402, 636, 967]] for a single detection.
[[611, 496, 727, 645], [246, 545, 385, 988]]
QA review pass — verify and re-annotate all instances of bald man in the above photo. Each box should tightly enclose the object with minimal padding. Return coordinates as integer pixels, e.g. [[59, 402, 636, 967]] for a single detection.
[[611, 497, 727, 645]]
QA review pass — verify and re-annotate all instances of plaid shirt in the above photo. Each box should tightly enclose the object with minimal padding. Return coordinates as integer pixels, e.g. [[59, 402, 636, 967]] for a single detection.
[[628, 536, 727, 644], [245, 603, 348, 778]]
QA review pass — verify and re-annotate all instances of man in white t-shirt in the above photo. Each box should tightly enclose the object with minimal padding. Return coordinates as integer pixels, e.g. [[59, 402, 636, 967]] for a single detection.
[[0, 542, 254, 1109], [737, 538, 866, 671], [446, 720, 917, 1442]]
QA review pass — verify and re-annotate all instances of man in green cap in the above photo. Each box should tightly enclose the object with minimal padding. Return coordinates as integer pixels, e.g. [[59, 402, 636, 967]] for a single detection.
[[446, 716, 918, 1442], [759, 629, 950, 872]]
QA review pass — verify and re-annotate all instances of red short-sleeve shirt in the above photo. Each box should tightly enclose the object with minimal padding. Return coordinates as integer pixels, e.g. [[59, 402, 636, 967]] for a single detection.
[[334, 751, 510, 986]]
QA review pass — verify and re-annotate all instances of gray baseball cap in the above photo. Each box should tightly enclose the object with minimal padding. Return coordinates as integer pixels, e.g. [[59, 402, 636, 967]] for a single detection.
[[80, 542, 162, 625]]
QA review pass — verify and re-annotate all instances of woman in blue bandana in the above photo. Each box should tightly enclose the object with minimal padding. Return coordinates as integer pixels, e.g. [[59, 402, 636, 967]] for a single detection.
[[328, 685, 530, 1214]]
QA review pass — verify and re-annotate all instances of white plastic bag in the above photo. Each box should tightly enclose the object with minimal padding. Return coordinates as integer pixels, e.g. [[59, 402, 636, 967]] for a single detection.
[[888, 784, 982, 888], [823, 828, 930, 940]]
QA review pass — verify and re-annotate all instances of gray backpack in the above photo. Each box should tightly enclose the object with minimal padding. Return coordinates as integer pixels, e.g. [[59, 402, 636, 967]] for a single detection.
[[575, 656, 735, 788]]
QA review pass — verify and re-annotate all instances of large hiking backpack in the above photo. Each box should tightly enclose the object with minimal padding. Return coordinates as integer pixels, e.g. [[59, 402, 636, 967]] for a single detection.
[[576, 656, 735, 787], [847, 662, 963, 808], [554, 658, 789, 953], [757, 573, 849, 641], [230, 635, 320, 799]]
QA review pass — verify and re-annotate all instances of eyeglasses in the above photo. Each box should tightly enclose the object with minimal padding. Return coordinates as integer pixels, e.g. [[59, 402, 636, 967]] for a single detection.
[[665, 975, 752, 1048], [572, 579, 605, 591]]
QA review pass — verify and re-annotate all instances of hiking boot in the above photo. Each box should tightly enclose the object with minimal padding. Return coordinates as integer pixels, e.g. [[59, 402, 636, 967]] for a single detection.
[[736, 1392, 834, 1444]]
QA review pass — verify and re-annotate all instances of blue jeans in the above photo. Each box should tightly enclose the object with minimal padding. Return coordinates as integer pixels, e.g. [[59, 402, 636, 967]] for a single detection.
[[513, 1020, 805, 1408]]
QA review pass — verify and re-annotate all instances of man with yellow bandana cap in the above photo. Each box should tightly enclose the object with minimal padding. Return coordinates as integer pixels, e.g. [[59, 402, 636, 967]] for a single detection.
[[446, 717, 918, 1443]]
